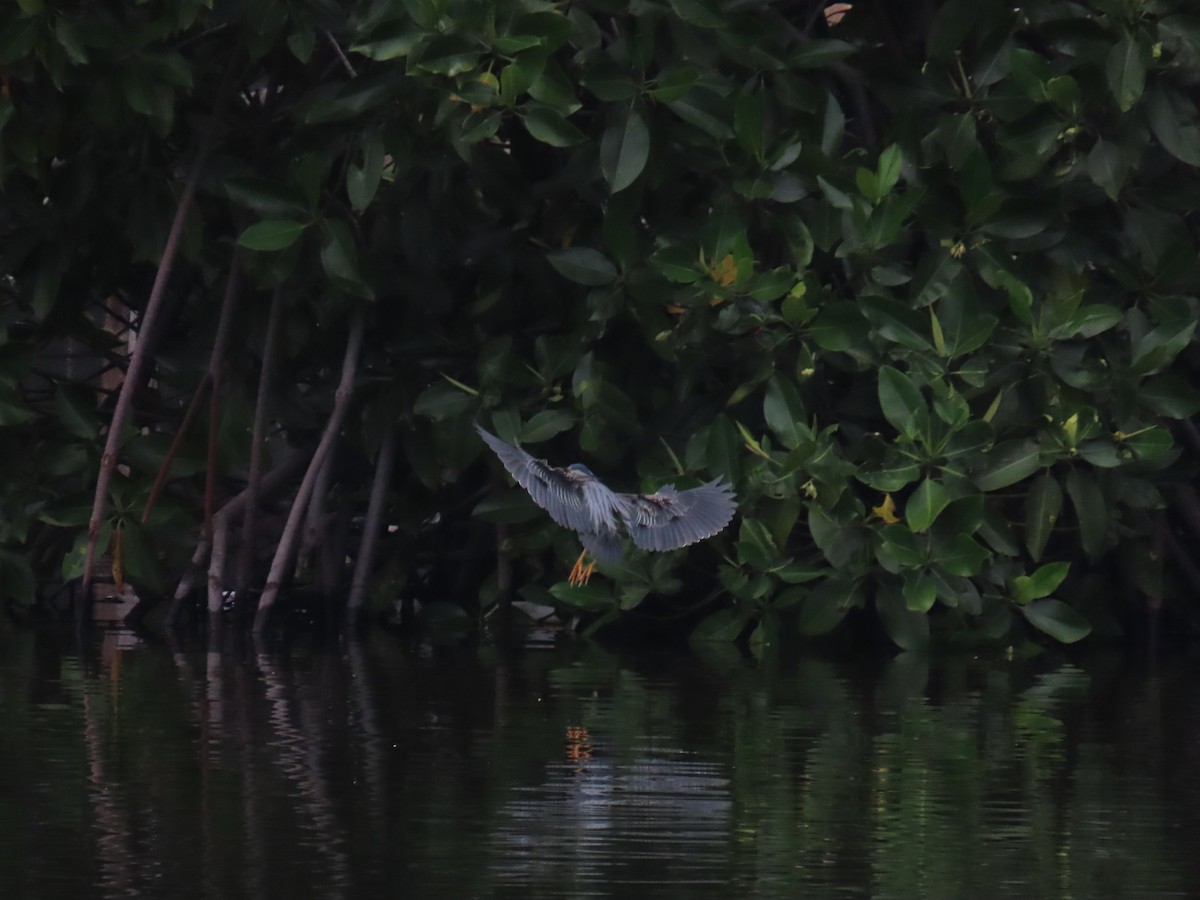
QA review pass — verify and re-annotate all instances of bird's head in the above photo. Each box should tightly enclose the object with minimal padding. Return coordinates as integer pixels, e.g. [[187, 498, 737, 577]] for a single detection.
[[567, 463, 595, 478]]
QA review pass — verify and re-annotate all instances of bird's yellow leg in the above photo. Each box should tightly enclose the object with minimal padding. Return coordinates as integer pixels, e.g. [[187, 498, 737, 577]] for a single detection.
[[568, 550, 597, 586]]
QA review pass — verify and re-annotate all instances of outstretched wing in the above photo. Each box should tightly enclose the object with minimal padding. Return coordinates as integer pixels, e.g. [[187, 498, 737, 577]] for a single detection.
[[619, 478, 737, 552], [476, 425, 613, 534]]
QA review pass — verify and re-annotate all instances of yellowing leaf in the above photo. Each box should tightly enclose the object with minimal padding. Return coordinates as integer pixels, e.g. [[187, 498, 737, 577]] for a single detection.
[[709, 254, 737, 286], [872, 494, 900, 524]]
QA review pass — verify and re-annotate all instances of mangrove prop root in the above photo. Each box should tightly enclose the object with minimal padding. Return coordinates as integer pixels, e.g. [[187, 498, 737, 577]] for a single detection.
[[82, 57, 239, 602], [235, 287, 284, 602], [253, 308, 365, 632], [347, 417, 398, 621], [167, 451, 308, 627]]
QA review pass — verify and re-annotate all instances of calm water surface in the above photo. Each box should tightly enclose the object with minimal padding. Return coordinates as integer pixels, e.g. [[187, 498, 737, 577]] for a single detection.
[[0, 628, 1197, 899]]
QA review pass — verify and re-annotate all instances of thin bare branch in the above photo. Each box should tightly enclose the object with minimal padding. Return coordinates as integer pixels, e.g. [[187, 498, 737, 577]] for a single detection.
[[324, 29, 358, 77], [142, 373, 210, 524]]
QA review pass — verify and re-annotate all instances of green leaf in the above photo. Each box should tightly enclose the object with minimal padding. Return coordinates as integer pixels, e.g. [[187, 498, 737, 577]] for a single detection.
[[473, 489, 541, 524], [1012, 561, 1070, 604], [520, 409, 574, 443], [1021, 598, 1091, 644], [63, 524, 110, 583], [459, 109, 502, 143], [1065, 468, 1106, 561], [860, 295, 932, 350], [940, 113, 978, 169], [287, 28, 315, 62], [0, 386, 34, 425], [820, 92, 844, 156], [500, 51, 547, 104], [905, 478, 950, 534], [859, 460, 921, 492], [522, 105, 586, 147], [38, 495, 93, 527], [1024, 472, 1061, 562], [877, 366, 929, 443], [413, 35, 479, 76], [736, 518, 780, 571], [690, 608, 747, 643], [878, 524, 923, 568], [350, 33, 424, 62], [346, 129, 385, 213], [600, 109, 650, 193], [1106, 38, 1146, 112], [734, 89, 765, 161], [749, 268, 796, 302], [705, 414, 741, 484], [797, 579, 859, 635], [547, 247, 618, 285], [415, 382, 474, 421], [792, 39, 856, 68], [648, 65, 700, 103], [54, 385, 99, 440], [0, 18, 38, 65], [876, 585, 930, 651], [1124, 426, 1173, 461], [237, 219, 309, 251], [1140, 375, 1200, 419], [876, 144, 902, 197], [1129, 321, 1196, 375], [749, 612, 780, 655], [927, 0, 977, 59], [224, 178, 308, 218], [817, 175, 854, 210], [119, 521, 165, 594], [668, 0, 726, 27], [1146, 86, 1200, 166], [903, 571, 937, 613], [667, 89, 735, 140], [763, 374, 808, 450], [582, 60, 636, 101], [1085, 139, 1126, 202], [1064, 304, 1122, 339], [549, 580, 615, 612], [320, 219, 370, 297], [0, 550, 34, 606], [936, 533, 989, 577], [974, 441, 1042, 492]]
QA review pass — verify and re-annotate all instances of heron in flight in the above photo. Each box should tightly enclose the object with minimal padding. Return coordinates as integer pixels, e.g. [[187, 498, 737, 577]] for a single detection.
[[476, 425, 737, 585]]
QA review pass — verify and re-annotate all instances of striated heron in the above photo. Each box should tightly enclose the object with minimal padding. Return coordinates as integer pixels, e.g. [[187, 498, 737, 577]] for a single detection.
[[477, 425, 737, 585]]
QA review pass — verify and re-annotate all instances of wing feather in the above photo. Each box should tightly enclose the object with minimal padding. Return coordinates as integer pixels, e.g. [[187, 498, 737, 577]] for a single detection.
[[619, 478, 737, 552], [476, 425, 594, 532]]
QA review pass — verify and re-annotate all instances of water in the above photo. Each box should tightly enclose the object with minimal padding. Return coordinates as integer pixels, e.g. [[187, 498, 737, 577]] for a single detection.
[[0, 628, 1197, 899]]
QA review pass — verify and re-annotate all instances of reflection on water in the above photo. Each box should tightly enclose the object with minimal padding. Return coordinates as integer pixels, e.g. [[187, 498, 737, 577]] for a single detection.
[[0, 628, 1198, 899]]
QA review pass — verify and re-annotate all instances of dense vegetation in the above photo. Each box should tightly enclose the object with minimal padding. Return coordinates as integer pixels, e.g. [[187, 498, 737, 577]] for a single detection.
[[2, 0, 1199, 648]]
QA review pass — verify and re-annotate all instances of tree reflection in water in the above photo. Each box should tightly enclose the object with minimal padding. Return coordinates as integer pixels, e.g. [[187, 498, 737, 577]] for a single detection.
[[0, 631, 1197, 899]]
